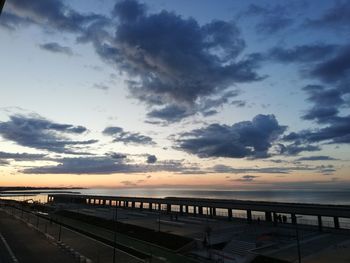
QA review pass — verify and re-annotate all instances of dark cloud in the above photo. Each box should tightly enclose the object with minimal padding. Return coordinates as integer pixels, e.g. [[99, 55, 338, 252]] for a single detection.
[[286, 83, 350, 145], [103, 126, 155, 145], [82, 0, 262, 122], [283, 116, 350, 144], [0, 151, 46, 161], [147, 105, 192, 123], [212, 164, 317, 174], [146, 90, 242, 123], [23, 156, 135, 174], [1, 0, 105, 32], [297, 156, 337, 161], [317, 165, 336, 175], [106, 152, 127, 159], [269, 44, 338, 63], [146, 154, 157, 164], [39, 42, 73, 56], [22, 156, 195, 174], [92, 83, 110, 91], [230, 175, 259, 182], [0, 114, 97, 154], [244, 4, 294, 34], [0, 12, 31, 30], [276, 142, 320, 156], [176, 114, 286, 158], [0, 159, 9, 166], [310, 45, 350, 84], [305, 1, 350, 31]]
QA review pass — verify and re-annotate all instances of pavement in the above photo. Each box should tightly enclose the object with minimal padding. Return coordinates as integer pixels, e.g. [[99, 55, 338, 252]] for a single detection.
[[2, 206, 143, 263], [0, 210, 76, 263]]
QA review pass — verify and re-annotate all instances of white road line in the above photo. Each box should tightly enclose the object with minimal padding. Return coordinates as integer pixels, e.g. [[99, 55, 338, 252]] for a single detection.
[[0, 232, 19, 263]]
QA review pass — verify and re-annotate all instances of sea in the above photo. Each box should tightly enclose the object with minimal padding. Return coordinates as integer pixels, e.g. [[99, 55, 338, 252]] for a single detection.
[[2, 187, 350, 205], [2, 188, 350, 227]]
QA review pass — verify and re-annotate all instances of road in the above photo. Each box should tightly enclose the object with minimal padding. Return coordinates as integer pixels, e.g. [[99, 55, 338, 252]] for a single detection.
[[0, 210, 76, 263]]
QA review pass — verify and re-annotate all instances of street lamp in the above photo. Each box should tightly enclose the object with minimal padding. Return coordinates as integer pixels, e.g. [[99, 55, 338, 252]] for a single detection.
[[158, 203, 161, 232], [289, 215, 302, 263], [0, 0, 5, 16], [113, 204, 118, 263]]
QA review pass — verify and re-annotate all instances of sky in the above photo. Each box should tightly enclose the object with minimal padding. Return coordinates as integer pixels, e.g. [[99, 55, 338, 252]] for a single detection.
[[0, 0, 349, 190]]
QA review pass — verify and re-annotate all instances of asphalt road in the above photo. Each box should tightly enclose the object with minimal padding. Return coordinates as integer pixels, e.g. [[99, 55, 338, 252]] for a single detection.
[[0, 233, 14, 263], [0, 210, 76, 263]]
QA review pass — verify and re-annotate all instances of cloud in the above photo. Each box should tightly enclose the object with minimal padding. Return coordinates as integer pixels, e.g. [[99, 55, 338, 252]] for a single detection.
[[0, 114, 97, 154], [213, 163, 338, 176], [276, 142, 320, 156], [176, 114, 286, 158], [310, 45, 350, 84], [39, 42, 73, 56], [103, 126, 155, 145], [0, 160, 9, 166], [296, 156, 337, 161], [230, 175, 259, 182], [22, 156, 196, 174], [146, 90, 242, 123], [268, 44, 338, 63], [283, 83, 350, 146], [92, 83, 110, 91], [305, 1, 350, 31], [243, 4, 294, 34], [0, 151, 46, 161], [146, 154, 157, 164], [81, 0, 262, 122], [107, 152, 127, 159], [1, 0, 105, 32], [284, 116, 350, 145], [146, 105, 192, 123]]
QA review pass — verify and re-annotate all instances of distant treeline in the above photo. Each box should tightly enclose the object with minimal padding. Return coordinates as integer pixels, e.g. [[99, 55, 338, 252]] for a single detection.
[[0, 186, 85, 192]]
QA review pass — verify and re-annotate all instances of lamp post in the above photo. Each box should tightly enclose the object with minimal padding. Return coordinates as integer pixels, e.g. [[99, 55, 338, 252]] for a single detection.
[[0, 1, 5, 16], [158, 203, 161, 232], [290, 215, 302, 263], [113, 204, 118, 263]]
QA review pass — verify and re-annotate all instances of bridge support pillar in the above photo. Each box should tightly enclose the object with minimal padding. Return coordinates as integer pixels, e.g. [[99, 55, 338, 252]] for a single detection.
[[199, 206, 203, 215], [273, 212, 278, 226], [318, 215, 323, 231], [291, 213, 297, 224], [212, 207, 216, 217], [265, 211, 272, 222], [132, 202, 135, 208], [228, 209, 232, 220], [140, 202, 143, 209], [149, 203, 153, 211], [193, 206, 197, 216], [185, 205, 189, 214], [167, 204, 171, 214], [247, 210, 252, 223], [334, 216, 340, 229], [180, 205, 184, 215]]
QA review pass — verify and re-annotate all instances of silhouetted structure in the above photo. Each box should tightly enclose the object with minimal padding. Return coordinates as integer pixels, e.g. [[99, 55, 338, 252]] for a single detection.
[[48, 194, 350, 231], [0, 0, 5, 15]]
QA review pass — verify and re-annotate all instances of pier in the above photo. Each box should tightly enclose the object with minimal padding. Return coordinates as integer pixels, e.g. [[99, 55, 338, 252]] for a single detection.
[[48, 194, 350, 231]]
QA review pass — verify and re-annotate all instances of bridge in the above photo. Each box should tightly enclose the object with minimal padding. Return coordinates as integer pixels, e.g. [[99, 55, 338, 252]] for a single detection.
[[47, 194, 350, 231]]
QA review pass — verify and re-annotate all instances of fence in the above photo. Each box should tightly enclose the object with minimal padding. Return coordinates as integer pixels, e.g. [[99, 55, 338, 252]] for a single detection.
[[0, 203, 144, 263]]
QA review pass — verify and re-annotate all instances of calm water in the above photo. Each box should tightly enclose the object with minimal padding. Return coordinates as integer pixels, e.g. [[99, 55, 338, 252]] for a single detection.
[[81, 188, 350, 205], [2, 188, 350, 227], [2, 188, 350, 205]]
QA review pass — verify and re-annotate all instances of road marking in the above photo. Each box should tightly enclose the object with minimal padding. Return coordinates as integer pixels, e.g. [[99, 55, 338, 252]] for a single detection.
[[0, 232, 19, 263]]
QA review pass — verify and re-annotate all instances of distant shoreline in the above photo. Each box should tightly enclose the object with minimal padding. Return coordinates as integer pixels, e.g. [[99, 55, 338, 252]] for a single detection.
[[0, 186, 85, 196], [0, 186, 86, 191]]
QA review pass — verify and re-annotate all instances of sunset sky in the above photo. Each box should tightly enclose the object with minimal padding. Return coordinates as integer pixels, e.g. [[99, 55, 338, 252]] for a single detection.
[[0, 0, 349, 189]]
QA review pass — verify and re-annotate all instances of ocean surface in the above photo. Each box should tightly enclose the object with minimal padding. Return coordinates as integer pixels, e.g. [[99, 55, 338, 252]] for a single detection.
[[3, 188, 350, 205], [2, 188, 350, 227]]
